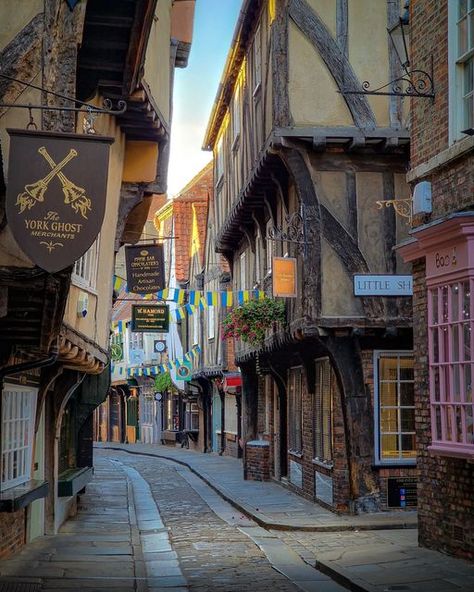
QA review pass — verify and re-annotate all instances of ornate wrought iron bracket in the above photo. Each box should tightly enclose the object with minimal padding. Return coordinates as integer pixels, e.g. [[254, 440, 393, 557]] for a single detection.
[[340, 40, 435, 102], [376, 198, 412, 226], [0, 73, 127, 118], [266, 207, 308, 257]]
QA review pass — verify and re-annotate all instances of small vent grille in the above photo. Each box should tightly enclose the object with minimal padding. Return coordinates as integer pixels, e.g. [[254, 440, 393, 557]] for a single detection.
[[0, 583, 41, 592], [453, 525, 464, 542]]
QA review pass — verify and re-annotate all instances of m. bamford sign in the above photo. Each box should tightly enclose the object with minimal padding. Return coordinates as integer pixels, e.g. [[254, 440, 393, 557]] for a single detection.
[[353, 275, 413, 296], [6, 129, 113, 273], [131, 304, 169, 332]]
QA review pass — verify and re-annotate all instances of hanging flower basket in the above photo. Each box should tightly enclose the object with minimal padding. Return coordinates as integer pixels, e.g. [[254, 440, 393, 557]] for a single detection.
[[154, 371, 172, 393], [222, 298, 285, 346]]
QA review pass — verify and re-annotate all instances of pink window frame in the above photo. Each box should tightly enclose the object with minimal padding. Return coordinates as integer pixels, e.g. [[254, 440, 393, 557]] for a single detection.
[[427, 279, 474, 458]]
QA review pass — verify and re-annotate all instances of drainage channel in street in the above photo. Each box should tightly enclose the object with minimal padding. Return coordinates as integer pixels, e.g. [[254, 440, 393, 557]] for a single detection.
[[114, 451, 349, 592]]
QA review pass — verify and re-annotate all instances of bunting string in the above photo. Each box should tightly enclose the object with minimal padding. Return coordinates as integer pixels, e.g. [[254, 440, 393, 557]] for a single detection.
[[111, 344, 202, 377]]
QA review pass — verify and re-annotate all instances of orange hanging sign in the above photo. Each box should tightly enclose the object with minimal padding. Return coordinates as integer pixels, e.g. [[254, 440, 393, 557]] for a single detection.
[[272, 257, 297, 298]]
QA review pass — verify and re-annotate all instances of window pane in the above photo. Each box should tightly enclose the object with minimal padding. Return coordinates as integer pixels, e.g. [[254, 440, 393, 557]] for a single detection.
[[432, 366, 441, 401], [431, 289, 438, 325], [381, 434, 399, 458], [452, 284, 460, 321], [380, 382, 397, 406], [435, 405, 442, 440], [466, 406, 473, 443], [463, 322, 471, 361], [400, 381, 414, 406], [445, 407, 453, 441], [466, 364, 473, 402], [432, 328, 439, 363], [463, 280, 471, 319], [452, 324, 460, 361], [459, 17, 468, 55], [399, 357, 414, 381], [453, 364, 462, 401], [401, 434, 416, 457], [442, 286, 449, 322], [380, 356, 398, 381], [460, 0, 468, 18], [401, 408, 415, 432], [381, 408, 398, 432], [463, 94, 473, 129]]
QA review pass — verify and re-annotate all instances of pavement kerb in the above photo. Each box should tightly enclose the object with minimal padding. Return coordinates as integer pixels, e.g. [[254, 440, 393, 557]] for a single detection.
[[98, 445, 417, 534]]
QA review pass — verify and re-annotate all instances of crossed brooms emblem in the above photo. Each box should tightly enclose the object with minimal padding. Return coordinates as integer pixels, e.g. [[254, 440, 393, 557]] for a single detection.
[[16, 146, 92, 219]]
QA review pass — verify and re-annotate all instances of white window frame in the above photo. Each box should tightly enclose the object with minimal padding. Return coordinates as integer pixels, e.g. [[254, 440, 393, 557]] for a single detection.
[[374, 351, 416, 466], [1, 385, 38, 491], [193, 309, 200, 346], [265, 219, 274, 276], [449, 0, 474, 143], [72, 235, 100, 291]]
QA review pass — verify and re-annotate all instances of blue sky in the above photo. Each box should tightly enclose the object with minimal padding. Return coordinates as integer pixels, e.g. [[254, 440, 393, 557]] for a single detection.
[[167, 0, 242, 196]]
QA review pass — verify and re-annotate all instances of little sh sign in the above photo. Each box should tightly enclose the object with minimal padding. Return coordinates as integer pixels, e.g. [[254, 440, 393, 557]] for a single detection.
[[6, 129, 113, 272]]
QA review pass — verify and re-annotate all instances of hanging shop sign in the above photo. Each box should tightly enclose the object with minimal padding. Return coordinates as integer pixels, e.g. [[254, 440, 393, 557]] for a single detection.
[[153, 340, 167, 353], [131, 304, 169, 333], [175, 361, 192, 382], [272, 257, 297, 298], [6, 129, 113, 273], [125, 244, 165, 294], [353, 274, 413, 296]]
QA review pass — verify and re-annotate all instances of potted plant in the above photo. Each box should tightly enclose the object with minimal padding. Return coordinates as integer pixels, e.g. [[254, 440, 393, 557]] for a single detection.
[[222, 298, 285, 347]]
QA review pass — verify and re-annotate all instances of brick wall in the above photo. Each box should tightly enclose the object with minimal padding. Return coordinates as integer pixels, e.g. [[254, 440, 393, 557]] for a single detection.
[[412, 259, 473, 559], [409, 0, 474, 560], [410, 0, 449, 168], [0, 510, 25, 559], [245, 441, 270, 481]]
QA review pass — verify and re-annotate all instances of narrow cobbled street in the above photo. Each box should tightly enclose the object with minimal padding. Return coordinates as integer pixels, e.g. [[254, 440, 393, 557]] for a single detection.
[[0, 450, 344, 592]]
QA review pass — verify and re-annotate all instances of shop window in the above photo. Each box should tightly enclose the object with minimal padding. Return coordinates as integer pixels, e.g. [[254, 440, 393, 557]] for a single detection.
[[1, 386, 37, 491], [208, 306, 215, 340], [288, 367, 303, 454], [428, 281, 473, 455], [185, 402, 199, 431], [313, 358, 335, 466], [374, 352, 416, 464], [225, 394, 238, 434], [449, 1, 474, 140]]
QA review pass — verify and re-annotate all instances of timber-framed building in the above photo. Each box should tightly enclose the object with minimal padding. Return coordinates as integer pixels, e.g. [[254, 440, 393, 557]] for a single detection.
[[204, 0, 415, 512]]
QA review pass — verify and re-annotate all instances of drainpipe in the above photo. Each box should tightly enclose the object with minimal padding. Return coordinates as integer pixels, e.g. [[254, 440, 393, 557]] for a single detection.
[[0, 343, 59, 489]]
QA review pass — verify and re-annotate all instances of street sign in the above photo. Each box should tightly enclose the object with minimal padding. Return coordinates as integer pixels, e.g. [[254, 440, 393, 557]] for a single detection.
[[353, 274, 413, 296], [131, 304, 169, 332], [125, 244, 165, 294]]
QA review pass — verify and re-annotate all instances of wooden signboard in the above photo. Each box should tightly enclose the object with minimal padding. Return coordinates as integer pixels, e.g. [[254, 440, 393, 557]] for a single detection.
[[6, 129, 113, 273], [125, 244, 165, 294], [272, 257, 297, 297], [131, 304, 169, 333]]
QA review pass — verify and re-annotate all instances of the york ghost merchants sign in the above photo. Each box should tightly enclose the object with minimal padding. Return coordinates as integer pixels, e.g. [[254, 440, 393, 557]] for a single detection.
[[125, 244, 165, 294], [6, 129, 113, 273]]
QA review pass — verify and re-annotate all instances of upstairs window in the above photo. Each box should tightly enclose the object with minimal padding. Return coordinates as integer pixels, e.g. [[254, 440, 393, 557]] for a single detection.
[[253, 24, 262, 94], [72, 236, 100, 290], [457, 0, 474, 130], [450, 1, 474, 139], [239, 250, 247, 289], [232, 84, 241, 142], [215, 136, 224, 183]]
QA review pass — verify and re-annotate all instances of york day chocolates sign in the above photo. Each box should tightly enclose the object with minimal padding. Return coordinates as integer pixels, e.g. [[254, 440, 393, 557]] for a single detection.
[[125, 244, 165, 294], [6, 129, 113, 272]]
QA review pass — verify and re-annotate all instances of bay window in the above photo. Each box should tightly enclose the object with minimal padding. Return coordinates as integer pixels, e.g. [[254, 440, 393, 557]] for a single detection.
[[428, 280, 473, 455]]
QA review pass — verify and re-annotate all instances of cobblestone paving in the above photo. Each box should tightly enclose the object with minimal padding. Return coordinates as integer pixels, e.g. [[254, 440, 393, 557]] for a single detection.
[[99, 450, 300, 592]]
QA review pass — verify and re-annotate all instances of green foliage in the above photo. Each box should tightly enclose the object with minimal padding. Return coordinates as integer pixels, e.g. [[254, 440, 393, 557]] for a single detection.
[[222, 298, 285, 346], [154, 371, 172, 393]]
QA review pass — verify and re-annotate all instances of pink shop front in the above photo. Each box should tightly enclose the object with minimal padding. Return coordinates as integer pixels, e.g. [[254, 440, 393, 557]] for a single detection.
[[399, 213, 474, 559]]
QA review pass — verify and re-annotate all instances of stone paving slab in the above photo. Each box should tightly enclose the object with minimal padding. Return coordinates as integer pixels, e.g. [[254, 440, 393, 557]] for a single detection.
[[97, 443, 417, 532]]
